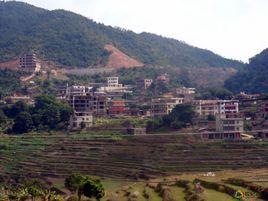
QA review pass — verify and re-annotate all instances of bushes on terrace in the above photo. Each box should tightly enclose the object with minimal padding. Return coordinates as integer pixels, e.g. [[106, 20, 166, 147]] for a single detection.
[[194, 179, 237, 198], [65, 173, 105, 201], [224, 178, 268, 199], [147, 104, 195, 132]]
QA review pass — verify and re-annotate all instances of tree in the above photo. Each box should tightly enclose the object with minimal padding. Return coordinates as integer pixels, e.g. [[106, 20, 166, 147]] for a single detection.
[[147, 104, 195, 132], [80, 122, 86, 130], [82, 179, 104, 201], [65, 174, 105, 201], [65, 174, 85, 200], [207, 114, 215, 121], [0, 109, 8, 131], [33, 95, 73, 130], [12, 111, 33, 134], [6, 101, 29, 118]]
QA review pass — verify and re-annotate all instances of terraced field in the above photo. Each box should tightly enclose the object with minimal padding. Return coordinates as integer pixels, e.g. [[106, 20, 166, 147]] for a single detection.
[[0, 132, 267, 181]]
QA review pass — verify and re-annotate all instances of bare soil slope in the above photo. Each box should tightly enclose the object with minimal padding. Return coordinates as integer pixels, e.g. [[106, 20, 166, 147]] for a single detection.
[[0, 58, 19, 70], [104, 44, 144, 68]]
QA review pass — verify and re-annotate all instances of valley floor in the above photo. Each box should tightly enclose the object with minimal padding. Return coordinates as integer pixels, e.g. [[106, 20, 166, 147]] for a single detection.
[[0, 131, 267, 200]]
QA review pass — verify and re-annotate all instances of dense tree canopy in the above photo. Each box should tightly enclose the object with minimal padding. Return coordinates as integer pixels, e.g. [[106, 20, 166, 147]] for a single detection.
[[225, 48, 268, 93], [0, 70, 24, 96], [1, 95, 73, 134], [147, 104, 195, 131], [65, 173, 104, 201]]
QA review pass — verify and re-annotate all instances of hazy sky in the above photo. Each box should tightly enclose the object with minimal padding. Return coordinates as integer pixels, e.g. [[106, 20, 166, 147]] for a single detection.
[[19, 0, 268, 62]]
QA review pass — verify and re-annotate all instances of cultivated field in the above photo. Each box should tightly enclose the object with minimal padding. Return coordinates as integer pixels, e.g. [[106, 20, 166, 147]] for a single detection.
[[0, 132, 267, 200]]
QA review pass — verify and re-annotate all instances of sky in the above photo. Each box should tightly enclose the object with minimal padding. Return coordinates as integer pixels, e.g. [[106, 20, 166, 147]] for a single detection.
[[18, 0, 268, 62]]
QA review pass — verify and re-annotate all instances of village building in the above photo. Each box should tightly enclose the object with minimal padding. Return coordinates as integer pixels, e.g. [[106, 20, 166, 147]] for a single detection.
[[108, 99, 126, 116], [216, 113, 244, 133], [69, 111, 93, 130], [234, 92, 261, 101], [250, 130, 268, 140], [175, 87, 196, 103], [6, 95, 34, 105], [137, 79, 153, 89], [107, 77, 121, 87], [66, 85, 93, 97], [200, 109, 243, 140], [194, 100, 239, 117], [151, 97, 184, 116], [156, 74, 170, 84], [19, 53, 41, 73], [68, 93, 107, 117], [194, 100, 219, 117], [259, 100, 268, 119], [98, 77, 132, 93], [126, 127, 146, 135], [176, 87, 196, 95], [218, 100, 239, 114]]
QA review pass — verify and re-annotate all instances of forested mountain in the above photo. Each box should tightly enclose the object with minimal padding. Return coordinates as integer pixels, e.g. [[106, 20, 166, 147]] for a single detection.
[[225, 49, 268, 93], [0, 1, 244, 68]]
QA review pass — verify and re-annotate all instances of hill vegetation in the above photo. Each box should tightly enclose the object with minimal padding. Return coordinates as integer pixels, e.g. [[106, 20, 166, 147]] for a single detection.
[[0, 1, 244, 68], [225, 48, 268, 93]]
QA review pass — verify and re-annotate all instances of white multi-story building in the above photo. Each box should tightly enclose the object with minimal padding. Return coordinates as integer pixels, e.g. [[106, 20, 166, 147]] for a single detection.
[[107, 77, 122, 87], [218, 100, 239, 114], [176, 87, 196, 95], [194, 100, 239, 117], [66, 85, 93, 97], [98, 77, 131, 93]]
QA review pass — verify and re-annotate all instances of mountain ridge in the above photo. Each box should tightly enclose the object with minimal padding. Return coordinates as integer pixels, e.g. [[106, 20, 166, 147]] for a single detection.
[[225, 48, 268, 93], [0, 1, 244, 69]]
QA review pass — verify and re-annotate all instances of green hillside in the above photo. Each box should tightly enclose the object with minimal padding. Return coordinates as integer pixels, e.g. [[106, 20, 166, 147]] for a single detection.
[[0, 1, 244, 68], [225, 48, 268, 93]]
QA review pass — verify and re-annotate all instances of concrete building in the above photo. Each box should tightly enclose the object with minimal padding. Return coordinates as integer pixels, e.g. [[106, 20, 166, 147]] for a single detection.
[[108, 100, 126, 116], [176, 87, 196, 95], [201, 113, 243, 140], [19, 53, 41, 73], [98, 77, 132, 93], [69, 93, 107, 116], [194, 100, 219, 117], [194, 100, 239, 117], [259, 100, 268, 118], [216, 113, 244, 133], [156, 74, 170, 84], [175, 87, 196, 103], [218, 100, 239, 114], [107, 77, 122, 87], [66, 85, 93, 97], [126, 127, 146, 135], [69, 111, 93, 130], [137, 79, 153, 89], [7, 95, 34, 105], [201, 131, 242, 140], [151, 97, 184, 116], [68, 85, 86, 96]]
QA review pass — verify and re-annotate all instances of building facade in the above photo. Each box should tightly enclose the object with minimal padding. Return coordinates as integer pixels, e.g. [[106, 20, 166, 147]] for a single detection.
[[19, 53, 41, 73], [194, 100, 239, 117], [151, 97, 184, 116], [69, 111, 93, 130], [68, 93, 107, 116], [137, 79, 153, 89], [108, 100, 126, 116], [216, 113, 244, 133]]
